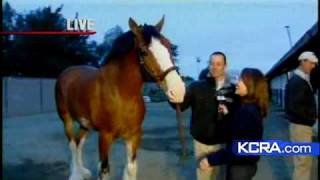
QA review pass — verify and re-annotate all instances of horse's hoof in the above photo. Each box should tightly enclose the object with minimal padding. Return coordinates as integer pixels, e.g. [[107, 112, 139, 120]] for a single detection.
[[98, 172, 109, 180], [69, 170, 84, 180], [80, 167, 92, 179]]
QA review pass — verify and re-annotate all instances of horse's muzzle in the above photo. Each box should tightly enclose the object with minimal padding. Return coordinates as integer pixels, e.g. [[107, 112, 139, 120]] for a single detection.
[[164, 71, 186, 103]]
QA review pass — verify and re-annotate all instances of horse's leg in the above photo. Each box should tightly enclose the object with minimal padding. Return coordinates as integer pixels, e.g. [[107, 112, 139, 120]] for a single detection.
[[76, 127, 91, 179], [60, 114, 83, 180], [98, 132, 113, 180], [62, 114, 91, 180], [123, 130, 142, 180]]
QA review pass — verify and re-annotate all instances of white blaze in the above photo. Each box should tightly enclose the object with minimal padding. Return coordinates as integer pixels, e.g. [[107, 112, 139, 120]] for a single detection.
[[148, 37, 185, 103], [148, 37, 172, 72]]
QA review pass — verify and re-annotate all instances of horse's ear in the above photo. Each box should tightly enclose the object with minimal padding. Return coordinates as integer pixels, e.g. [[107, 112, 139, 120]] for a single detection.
[[129, 17, 139, 35], [155, 15, 165, 32]]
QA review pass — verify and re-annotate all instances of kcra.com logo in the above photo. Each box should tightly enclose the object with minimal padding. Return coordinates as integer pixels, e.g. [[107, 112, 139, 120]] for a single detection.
[[233, 140, 320, 156]]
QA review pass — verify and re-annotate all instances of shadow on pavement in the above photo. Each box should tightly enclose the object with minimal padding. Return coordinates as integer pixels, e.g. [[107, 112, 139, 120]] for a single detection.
[[3, 159, 69, 180]]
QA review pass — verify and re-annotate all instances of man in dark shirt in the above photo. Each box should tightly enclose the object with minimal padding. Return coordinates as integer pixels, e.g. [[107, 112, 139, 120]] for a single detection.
[[169, 52, 236, 180], [285, 51, 318, 180]]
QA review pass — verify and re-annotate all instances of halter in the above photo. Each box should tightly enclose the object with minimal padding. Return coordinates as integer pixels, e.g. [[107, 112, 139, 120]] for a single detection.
[[138, 47, 178, 83]]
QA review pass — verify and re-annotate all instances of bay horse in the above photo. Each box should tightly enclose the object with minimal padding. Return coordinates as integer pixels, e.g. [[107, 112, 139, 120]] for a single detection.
[[55, 17, 186, 180]]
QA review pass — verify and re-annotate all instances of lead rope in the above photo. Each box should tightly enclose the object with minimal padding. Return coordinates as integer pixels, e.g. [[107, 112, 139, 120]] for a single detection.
[[176, 104, 188, 163]]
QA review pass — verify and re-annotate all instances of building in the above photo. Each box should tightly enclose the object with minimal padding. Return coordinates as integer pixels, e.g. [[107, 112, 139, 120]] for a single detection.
[[267, 23, 319, 108]]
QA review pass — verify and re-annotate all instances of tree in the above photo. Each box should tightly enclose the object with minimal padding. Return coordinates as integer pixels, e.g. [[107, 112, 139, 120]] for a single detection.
[[2, 2, 16, 76], [96, 25, 123, 64], [2, 4, 100, 77], [171, 44, 179, 62], [3, 2, 15, 32]]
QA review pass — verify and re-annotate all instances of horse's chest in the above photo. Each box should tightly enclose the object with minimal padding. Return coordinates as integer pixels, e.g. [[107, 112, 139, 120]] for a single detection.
[[115, 103, 143, 118]]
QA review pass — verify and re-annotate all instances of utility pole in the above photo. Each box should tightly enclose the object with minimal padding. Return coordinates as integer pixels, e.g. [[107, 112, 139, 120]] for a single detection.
[[196, 57, 201, 75], [284, 25, 293, 48], [284, 26, 293, 94]]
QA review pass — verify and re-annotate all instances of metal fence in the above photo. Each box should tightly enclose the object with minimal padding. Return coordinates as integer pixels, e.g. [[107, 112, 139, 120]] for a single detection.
[[2, 77, 57, 118]]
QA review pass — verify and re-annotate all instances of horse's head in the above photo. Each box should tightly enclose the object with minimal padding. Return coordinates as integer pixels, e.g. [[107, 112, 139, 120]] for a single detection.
[[129, 17, 185, 103]]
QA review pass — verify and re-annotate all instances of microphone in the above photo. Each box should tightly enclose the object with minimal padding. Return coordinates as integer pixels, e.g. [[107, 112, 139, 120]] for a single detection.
[[216, 88, 234, 121]]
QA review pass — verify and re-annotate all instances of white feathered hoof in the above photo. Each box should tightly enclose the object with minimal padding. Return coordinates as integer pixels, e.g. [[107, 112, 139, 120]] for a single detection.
[[69, 168, 84, 180], [80, 167, 92, 180], [123, 163, 137, 180], [98, 170, 109, 180]]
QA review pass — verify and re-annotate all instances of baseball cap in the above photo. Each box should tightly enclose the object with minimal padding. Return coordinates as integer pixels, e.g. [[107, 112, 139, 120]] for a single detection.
[[298, 51, 318, 64]]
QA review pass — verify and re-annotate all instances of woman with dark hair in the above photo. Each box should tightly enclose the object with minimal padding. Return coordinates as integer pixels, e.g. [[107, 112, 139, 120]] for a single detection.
[[199, 68, 269, 180]]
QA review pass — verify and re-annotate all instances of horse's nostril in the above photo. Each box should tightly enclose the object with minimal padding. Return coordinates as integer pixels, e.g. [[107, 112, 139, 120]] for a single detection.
[[168, 89, 175, 96]]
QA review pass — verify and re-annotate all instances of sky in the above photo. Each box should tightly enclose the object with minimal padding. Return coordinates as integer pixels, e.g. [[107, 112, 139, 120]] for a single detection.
[[4, 0, 318, 78]]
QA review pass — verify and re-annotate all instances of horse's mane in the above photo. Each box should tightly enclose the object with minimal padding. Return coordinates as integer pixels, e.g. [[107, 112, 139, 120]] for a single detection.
[[102, 31, 135, 64], [102, 25, 161, 65]]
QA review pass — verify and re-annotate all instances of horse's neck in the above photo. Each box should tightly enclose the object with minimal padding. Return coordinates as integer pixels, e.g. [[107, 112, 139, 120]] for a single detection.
[[100, 51, 144, 94]]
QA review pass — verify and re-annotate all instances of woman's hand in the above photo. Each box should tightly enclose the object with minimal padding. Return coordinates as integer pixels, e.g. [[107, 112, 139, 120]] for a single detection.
[[218, 104, 229, 115], [199, 158, 211, 171]]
